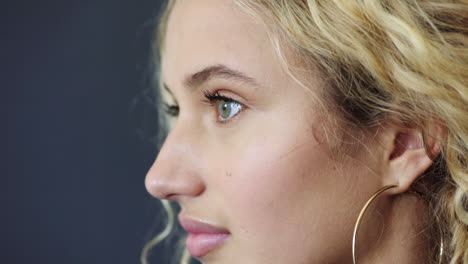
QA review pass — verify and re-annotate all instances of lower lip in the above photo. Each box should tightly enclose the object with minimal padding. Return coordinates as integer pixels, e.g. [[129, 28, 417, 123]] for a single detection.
[[186, 233, 230, 258]]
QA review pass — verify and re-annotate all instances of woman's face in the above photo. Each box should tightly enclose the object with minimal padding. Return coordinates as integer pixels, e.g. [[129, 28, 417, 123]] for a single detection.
[[146, 0, 384, 263]]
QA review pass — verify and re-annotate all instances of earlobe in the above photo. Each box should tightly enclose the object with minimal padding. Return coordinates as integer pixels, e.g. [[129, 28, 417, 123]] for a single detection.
[[383, 126, 445, 194]]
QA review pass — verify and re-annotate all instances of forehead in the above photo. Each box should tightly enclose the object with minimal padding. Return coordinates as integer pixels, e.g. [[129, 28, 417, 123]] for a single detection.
[[162, 0, 280, 88]]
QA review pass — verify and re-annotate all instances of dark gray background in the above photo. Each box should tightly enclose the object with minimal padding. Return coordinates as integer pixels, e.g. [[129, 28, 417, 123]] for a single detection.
[[4, 0, 174, 263]]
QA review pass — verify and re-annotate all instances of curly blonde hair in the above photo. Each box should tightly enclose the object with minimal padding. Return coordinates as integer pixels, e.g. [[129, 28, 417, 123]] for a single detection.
[[142, 1, 468, 263]]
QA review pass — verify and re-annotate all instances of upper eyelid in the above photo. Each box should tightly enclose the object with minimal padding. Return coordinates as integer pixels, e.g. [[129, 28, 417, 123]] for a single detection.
[[202, 90, 240, 104], [161, 91, 240, 105]]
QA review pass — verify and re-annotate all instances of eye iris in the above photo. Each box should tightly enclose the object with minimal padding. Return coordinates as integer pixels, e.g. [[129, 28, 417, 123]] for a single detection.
[[219, 100, 231, 119]]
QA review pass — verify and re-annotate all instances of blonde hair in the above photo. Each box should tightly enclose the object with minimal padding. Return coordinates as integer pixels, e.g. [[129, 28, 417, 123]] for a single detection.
[[142, 1, 468, 263]]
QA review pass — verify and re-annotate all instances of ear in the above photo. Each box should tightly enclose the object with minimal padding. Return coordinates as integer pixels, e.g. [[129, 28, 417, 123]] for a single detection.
[[381, 122, 446, 194]]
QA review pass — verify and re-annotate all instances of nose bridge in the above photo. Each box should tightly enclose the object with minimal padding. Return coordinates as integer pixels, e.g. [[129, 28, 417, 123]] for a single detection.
[[145, 120, 205, 201]]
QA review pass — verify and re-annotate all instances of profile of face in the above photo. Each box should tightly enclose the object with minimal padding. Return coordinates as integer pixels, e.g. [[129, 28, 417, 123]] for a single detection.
[[145, 0, 434, 263]]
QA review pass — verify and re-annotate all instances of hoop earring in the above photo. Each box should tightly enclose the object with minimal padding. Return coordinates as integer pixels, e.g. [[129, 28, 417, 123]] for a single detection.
[[352, 184, 398, 264]]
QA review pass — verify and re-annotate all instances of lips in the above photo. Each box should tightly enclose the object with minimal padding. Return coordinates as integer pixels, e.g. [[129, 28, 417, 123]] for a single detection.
[[178, 215, 230, 258]]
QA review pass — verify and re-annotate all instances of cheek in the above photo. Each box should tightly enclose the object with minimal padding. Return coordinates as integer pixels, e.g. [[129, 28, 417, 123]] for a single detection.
[[223, 136, 336, 238]]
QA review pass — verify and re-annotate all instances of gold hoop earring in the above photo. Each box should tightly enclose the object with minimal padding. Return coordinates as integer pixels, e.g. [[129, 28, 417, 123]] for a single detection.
[[352, 184, 398, 264]]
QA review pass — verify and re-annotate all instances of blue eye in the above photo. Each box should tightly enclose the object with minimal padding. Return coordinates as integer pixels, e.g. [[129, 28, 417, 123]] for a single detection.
[[218, 100, 243, 121], [203, 90, 244, 123]]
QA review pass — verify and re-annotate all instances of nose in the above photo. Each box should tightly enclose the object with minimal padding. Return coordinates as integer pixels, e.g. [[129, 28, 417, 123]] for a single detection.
[[145, 125, 206, 201]]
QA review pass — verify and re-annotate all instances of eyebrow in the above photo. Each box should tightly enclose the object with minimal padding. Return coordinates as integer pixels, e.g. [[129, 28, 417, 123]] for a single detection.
[[163, 64, 261, 94]]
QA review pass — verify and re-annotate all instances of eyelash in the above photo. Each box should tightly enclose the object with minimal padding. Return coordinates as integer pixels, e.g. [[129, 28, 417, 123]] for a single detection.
[[162, 90, 244, 123], [202, 90, 236, 106]]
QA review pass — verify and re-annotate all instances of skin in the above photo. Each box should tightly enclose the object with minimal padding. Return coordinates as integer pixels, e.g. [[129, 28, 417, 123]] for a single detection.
[[145, 0, 440, 263]]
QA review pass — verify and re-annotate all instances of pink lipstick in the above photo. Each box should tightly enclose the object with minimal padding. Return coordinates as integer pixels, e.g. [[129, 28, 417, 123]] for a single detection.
[[179, 215, 230, 258]]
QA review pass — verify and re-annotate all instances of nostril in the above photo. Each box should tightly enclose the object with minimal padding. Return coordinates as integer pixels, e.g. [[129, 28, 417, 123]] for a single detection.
[[165, 193, 179, 201]]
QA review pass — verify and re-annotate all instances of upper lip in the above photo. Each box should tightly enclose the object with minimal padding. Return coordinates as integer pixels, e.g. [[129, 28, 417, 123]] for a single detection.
[[178, 215, 230, 235]]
